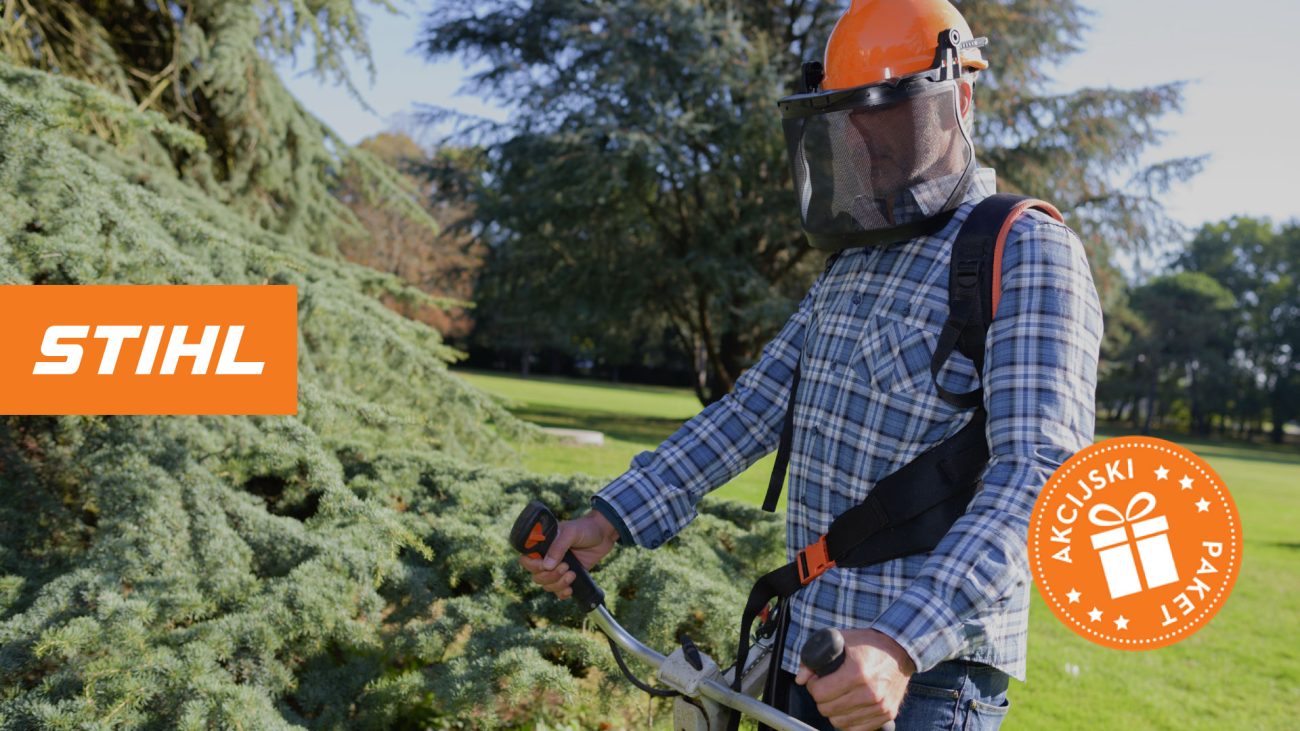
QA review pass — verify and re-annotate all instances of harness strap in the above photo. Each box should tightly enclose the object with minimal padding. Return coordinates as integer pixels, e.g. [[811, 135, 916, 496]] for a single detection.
[[992, 198, 1063, 318], [930, 194, 1064, 408], [728, 563, 801, 731], [824, 408, 987, 566], [756, 597, 795, 731], [761, 251, 842, 513], [763, 361, 800, 512]]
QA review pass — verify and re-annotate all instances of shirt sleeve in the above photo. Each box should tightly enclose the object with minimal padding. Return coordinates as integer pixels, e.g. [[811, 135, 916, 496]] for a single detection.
[[591, 268, 829, 549], [869, 216, 1104, 672]]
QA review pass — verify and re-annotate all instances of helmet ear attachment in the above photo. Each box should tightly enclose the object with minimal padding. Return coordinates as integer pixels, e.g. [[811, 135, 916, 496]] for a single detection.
[[932, 28, 988, 81], [800, 61, 825, 93], [934, 29, 962, 80]]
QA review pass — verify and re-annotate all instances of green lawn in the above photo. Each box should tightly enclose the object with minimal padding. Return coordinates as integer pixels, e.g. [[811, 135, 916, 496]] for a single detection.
[[452, 367, 1300, 730], [457, 368, 785, 508]]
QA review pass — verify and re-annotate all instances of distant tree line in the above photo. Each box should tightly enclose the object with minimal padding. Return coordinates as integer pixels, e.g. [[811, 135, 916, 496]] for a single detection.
[[1100, 218, 1299, 443]]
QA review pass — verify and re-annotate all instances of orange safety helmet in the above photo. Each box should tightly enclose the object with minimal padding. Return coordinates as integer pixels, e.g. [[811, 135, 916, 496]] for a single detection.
[[822, 0, 988, 90], [777, 0, 988, 250]]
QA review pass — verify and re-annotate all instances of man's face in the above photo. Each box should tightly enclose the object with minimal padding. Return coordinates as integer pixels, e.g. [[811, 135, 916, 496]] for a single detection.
[[847, 100, 919, 192], [784, 78, 976, 236], [844, 81, 974, 193]]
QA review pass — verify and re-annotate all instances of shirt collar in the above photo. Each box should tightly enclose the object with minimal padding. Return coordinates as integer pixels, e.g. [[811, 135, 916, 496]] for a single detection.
[[896, 165, 998, 219], [964, 166, 997, 203]]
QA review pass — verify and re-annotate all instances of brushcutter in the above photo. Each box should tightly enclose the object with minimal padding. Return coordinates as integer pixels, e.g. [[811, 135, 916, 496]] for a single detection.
[[509, 500, 896, 731]]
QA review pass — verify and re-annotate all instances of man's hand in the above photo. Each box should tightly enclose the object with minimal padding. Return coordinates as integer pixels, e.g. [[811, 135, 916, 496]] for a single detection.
[[795, 628, 916, 731], [517, 511, 619, 600]]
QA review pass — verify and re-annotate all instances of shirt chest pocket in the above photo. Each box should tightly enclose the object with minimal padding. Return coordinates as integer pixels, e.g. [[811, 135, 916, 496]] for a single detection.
[[810, 295, 982, 502], [842, 298, 959, 395]]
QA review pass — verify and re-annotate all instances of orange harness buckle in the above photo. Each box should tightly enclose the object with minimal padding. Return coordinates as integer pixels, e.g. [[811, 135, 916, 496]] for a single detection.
[[797, 536, 836, 585]]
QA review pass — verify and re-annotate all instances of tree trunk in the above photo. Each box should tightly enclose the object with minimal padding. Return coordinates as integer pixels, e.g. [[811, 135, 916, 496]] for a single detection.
[[719, 328, 747, 394], [1142, 373, 1158, 435], [1269, 384, 1288, 444], [1188, 364, 1208, 435], [693, 334, 710, 405], [694, 296, 735, 400]]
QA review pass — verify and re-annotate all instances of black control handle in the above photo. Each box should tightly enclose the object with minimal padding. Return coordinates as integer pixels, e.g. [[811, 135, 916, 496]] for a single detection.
[[509, 500, 605, 613], [801, 628, 896, 731], [801, 627, 846, 677]]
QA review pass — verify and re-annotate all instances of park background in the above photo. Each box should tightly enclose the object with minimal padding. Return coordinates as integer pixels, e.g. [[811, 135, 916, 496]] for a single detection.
[[0, 0, 1296, 729]]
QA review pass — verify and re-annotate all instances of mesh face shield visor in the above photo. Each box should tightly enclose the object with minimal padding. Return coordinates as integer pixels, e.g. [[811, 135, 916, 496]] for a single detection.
[[778, 34, 984, 250]]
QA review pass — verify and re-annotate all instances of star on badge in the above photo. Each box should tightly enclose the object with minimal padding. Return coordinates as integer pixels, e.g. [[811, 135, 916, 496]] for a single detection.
[[1180, 475, 1194, 490], [1114, 615, 1130, 630], [1196, 497, 1211, 512], [1088, 607, 1102, 622], [1066, 588, 1081, 604], [1154, 465, 1169, 480]]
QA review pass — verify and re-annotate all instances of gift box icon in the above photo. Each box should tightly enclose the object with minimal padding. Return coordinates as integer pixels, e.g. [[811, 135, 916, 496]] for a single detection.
[[1088, 492, 1179, 599]]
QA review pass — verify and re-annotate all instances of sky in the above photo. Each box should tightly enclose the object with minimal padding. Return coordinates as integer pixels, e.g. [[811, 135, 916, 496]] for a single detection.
[[277, 0, 1300, 231]]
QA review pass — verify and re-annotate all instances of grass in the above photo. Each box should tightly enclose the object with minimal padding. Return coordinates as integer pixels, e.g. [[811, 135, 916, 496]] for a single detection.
[[452, 367, 1300, 730], [458, 369, 784, 508]]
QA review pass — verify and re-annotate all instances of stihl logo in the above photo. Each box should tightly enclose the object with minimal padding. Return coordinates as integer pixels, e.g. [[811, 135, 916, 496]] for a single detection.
[[35, 325, 264, 376], [1, 286, 297, 415]]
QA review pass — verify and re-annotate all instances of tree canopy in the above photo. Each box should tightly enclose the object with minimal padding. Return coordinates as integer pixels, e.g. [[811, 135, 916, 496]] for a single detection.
[[422, 0, 1200, 403], [0, 0, 430, 245]]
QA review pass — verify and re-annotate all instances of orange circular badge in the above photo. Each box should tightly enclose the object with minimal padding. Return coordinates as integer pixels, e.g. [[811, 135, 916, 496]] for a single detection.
[[1029, 436, 1241, 650]]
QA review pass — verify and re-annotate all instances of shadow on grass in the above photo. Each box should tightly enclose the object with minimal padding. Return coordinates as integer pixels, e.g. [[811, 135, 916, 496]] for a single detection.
[[452, 367, 699, 398], [513, 405, 687, 444], [1097, 423, 1300, 466]]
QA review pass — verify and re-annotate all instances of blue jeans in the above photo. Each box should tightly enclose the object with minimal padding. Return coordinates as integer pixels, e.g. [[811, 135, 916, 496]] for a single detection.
[[783, 659, 1011, 730]]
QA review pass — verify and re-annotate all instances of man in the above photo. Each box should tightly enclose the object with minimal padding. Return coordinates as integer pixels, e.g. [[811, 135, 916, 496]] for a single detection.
[[520, 1, 1103, 729]]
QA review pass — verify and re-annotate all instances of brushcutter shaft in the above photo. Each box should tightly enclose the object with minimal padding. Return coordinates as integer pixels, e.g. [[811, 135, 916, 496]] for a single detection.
[[590, 606, 819, 731]]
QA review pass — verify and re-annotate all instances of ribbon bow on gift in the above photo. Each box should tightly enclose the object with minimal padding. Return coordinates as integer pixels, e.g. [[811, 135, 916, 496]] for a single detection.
[[1088, 491, 1157, 528]]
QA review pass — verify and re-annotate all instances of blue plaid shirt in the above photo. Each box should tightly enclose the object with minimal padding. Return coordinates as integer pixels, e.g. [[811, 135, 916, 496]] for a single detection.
[[592, 168, 1103, 680]]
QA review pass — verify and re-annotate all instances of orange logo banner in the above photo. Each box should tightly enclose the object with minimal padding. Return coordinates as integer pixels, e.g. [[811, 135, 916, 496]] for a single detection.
[[0, 285, 298, 415]]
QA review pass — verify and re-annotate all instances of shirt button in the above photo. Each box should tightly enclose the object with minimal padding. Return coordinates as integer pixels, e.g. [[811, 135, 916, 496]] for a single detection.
[[649, 537, 662, 548], [851, 294, 862, 305]]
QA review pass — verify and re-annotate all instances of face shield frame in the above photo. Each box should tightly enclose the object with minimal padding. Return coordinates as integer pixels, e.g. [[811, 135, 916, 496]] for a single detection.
[[778, 29, 990, 250]]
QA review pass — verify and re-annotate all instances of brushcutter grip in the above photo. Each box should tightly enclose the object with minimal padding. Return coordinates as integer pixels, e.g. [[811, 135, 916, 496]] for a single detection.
[[801, 628, 896, 731], [509, 500, 605, 612], [801, 627, 846, 677]]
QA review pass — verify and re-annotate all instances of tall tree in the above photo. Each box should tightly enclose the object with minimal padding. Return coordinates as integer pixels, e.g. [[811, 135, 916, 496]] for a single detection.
[[1126, 272, 1236, 434], [1181, 217, 1300, 442], [0, 5, 798, 729], [337, 133, 484, 339], [422, 0, 1199, 404]]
